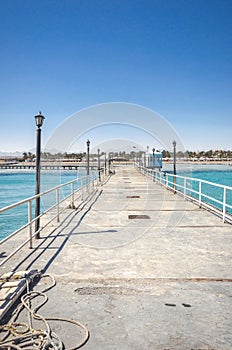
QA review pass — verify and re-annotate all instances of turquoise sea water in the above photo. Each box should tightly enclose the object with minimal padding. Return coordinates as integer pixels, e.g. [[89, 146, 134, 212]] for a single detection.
[[162, 164, 232, 186], [0, 169, 87, 240], [163, 164, 232, 214], [0, 165, 232, 240]]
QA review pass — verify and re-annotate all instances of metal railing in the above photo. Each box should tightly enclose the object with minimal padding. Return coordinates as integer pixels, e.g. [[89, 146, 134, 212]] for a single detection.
[[137, 164, 232, 224], [0, 170, 105, 267]]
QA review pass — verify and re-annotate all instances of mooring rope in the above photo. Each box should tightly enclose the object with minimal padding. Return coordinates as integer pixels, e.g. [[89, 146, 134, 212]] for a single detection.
[[0, 273, 89, 349]]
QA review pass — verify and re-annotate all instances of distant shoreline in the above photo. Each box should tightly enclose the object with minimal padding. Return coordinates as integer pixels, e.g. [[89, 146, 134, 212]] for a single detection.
[[0, 159, 232, 171], [163, 160, 232, 166]]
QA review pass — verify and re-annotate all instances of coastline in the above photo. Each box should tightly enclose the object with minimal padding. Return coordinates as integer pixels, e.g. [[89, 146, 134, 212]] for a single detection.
[[163, 160, 232, 166]]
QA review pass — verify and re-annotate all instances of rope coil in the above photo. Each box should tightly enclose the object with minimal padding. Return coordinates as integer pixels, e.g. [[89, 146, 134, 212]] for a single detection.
[[0, 273, 89, 349]]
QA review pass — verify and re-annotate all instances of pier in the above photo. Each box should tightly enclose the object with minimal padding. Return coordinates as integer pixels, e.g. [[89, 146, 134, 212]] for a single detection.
[[1, 165, 232, 349], [0, 161, 98, 171]]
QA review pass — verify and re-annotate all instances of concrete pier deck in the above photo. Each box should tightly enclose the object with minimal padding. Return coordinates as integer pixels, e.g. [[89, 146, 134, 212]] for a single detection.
[[1, 165, 232, 349]]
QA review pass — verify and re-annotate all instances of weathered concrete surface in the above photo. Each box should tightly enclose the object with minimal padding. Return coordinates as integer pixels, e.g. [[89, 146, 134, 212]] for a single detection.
[[1, 165, 232, 349]]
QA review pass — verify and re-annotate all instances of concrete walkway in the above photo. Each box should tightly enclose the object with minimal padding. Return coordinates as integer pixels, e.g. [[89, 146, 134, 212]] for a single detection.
[[1, 165, 232, 349]]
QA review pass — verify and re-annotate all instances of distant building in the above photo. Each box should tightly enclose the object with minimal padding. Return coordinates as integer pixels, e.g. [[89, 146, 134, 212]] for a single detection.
[[146, 151, 162, 169]]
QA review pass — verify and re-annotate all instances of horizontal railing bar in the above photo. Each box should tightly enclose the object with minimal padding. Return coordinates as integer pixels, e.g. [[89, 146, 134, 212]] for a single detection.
[[200, 193, 224, 206], [136, 163, 232, 223], [0, 174, 93, 214], [182, 185, 232, 210], [180, 183, 230, 208], [0, 170, 104, 266], [150, 169, 232, 198], [0, 173, 95, 237], [148, 168, 232, 191], [0, 221, 30, 245], [0, 228, 41, 266], [171, 174, 232, 190], [170, 185, 232, 217]]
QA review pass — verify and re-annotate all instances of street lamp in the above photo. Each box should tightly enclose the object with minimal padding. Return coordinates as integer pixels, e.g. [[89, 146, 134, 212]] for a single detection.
[[173, 140, 176, 175], [152, 148, 155, 168], [35, 111, 45, 238], [97, 148, 101, 181], [104, 152, 107, 175], [86, 139, 90, 175]]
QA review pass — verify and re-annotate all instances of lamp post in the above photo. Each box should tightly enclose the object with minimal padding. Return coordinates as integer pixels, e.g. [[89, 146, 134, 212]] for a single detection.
[[108, 152, 111, 173], [173, 140, 177, 192], [86, 139, 90, 175], [35, 111, 45, 238], [152, 148, 155, 168], [173, 140, 176, 175], [104, 152, 107, 175], [97, 148, 101, 182]]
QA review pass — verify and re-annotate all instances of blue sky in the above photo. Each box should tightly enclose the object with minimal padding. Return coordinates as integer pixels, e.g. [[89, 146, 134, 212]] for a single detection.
[[0, 0, 231, 153]]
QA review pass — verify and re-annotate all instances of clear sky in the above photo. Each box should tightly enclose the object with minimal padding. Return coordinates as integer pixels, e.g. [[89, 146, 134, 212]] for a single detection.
[[0, 0, 231, 153]]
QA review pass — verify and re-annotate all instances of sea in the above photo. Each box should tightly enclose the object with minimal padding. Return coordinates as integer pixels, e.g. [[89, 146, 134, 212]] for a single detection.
[[0, 169, 87, 240], [163, 163, 232, 187], [0, 164, 232, 240]]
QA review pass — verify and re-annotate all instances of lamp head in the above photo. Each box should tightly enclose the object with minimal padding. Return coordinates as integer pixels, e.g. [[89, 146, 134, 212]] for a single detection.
[[35, 111, 45, 128], [173, 140, 176, 147]]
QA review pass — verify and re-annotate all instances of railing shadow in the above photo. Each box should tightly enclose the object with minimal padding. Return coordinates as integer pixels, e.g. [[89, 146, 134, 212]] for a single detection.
[[11, 189, 103, 274]]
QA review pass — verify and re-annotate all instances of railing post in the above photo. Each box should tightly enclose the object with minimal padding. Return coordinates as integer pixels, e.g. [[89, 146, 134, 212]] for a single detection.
[[28, 200, 33, 249], [199, 180, 202, 208], [70, 182, 75, 209], [223, 187, 227, 222], [86, 175, 89, 193], [81, 178, 84, 200], [173, 175, 176, 193], [56, 188, 60, 222], [184, 178, 186, 200]]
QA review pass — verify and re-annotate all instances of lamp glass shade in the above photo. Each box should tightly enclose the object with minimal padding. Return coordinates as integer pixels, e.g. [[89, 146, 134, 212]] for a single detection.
[[35, 112, 45, 128]]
